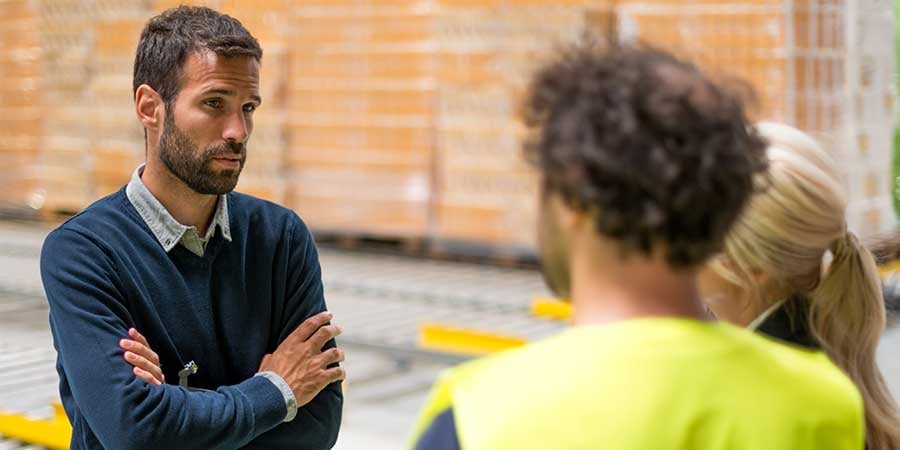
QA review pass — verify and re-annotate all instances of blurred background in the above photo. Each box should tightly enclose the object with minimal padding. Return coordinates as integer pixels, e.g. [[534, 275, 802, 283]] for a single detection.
[[0, 0, 899, 449]]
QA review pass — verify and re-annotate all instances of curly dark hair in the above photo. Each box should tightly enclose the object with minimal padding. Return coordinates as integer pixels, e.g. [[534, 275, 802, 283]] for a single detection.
[[523, 41, 768, 267], [133, 6, 262, 106]]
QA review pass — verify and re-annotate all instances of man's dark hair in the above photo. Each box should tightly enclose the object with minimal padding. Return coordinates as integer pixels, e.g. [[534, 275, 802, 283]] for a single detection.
[[523, 40, 768, 267], [133, 6, 262, 106]]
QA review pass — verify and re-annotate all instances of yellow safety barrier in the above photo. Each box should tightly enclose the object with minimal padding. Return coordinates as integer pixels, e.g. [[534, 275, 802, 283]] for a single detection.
[[530, 297, 572, 320], [419, 323, 526, 356], [0, 401, 71, 450], [880, 259, 900, 275]]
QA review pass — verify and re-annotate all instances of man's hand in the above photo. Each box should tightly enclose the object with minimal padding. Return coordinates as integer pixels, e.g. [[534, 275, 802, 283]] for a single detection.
[[259, 311, 346, 407], [120, 328, 164, 386]]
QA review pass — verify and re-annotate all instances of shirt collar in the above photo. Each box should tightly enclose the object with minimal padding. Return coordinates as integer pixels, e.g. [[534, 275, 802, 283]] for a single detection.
[[125, 164, 232, 252], [747, 298, 788, 331]]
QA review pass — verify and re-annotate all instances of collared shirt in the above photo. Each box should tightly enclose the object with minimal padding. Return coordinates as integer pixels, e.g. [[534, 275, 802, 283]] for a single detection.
[[124, 165, 298, 422], [125, 165, 231, 256]]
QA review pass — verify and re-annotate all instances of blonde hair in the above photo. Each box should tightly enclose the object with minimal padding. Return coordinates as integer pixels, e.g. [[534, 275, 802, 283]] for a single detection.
[[711, 122, 900, 450]]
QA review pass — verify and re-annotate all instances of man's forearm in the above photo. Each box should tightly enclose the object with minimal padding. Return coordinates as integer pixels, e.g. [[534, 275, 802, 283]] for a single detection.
[[68, 368, 287, 450]]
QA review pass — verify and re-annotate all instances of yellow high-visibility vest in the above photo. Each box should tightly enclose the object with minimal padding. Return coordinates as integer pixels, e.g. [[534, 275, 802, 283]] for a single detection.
[[411, 318, 864, 450]]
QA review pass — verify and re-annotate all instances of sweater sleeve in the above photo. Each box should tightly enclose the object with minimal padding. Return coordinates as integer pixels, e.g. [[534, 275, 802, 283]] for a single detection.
[[245, 214, 343, 449], [41, 228, 287, 450]]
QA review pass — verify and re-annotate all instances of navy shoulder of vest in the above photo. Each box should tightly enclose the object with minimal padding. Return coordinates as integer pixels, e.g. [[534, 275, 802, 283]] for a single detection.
[[414, 408, 461, 450]]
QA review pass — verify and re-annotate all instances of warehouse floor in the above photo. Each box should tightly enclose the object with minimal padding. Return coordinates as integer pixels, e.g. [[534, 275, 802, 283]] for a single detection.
[[0, 220, 898, 449]]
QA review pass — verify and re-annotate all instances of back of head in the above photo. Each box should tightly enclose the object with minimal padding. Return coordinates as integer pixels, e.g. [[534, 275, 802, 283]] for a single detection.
[[712, 122, 900, 449], [522, 40, 768, 271], [133, 5, 262, 107]]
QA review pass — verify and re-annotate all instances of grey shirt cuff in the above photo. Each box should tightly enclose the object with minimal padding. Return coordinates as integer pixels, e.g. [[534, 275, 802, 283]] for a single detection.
[[255, 371, 298, 422]]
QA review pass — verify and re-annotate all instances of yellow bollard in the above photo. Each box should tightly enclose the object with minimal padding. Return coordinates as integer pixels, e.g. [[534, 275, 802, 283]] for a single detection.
[[419, 323, 526, 356], [0, 401, 71, 450], [880, 260, 900, 275], [530, 297, 572, 320]]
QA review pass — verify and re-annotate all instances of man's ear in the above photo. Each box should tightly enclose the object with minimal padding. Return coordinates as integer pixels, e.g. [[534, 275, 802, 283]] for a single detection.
[[135, 84, 164, 132]]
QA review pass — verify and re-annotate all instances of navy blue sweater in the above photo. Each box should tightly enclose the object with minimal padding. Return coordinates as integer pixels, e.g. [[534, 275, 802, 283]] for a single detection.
[[40, 188, 342, 450]]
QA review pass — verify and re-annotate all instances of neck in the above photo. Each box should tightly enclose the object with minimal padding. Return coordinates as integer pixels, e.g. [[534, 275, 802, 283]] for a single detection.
[[569, 245, 708, 327], [142, 160, 218, 235]]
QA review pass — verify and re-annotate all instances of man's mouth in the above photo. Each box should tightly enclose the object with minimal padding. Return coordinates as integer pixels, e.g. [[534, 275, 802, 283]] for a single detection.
[[212, 154, 243, 161], [212, 156, 243, 168]]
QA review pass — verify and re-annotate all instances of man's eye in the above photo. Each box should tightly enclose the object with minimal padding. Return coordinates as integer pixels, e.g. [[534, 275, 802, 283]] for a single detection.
[[243, 104, 257, 113], [205, 99, 222, 108]]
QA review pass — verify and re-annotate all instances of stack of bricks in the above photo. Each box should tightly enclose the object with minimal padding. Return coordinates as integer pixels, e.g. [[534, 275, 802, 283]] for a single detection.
[[89, 15, 147, 198], [285, 0, 436, 238], [791, 0, 845, 143], [609, 0, 845, 139], [432, 0, 590, 249], [0, 0, 892, 250], [31, 0, 154, 212], [33, 0, 98, 213], [0, 0, 42, 210]]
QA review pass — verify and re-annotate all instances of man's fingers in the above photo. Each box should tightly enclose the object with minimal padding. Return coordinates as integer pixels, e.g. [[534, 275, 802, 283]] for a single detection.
[[129, 328, 151, 350], [307, 325, 342, 350], [288, 311, 333, 343], [133, 366, 162, 386], [320, 367, 346, 385], [124, 351, 164, 384], [119, 339, 160, 366], [315, 348, 345, 367]]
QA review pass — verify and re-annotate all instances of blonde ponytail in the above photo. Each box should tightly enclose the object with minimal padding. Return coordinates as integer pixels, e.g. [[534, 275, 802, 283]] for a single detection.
[[810, 231, 900, 450]]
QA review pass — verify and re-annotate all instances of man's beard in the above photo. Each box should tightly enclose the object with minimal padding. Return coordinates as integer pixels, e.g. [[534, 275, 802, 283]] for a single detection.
[[158, 110, 246, 195], [539, 237, 571, 299], [537, 197, 572, 299]]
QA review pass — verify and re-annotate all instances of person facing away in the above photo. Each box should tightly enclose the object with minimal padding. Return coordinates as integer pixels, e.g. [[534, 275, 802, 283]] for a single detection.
[[39, 6, 344, 449], [699, 122, 900, 450], [409, 41, 865, 450]]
